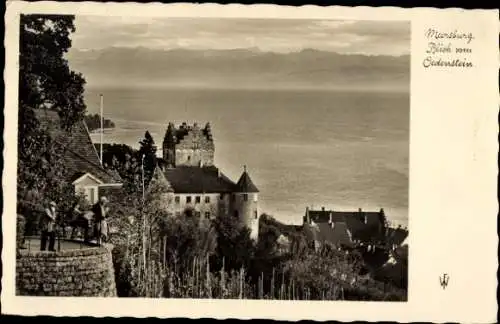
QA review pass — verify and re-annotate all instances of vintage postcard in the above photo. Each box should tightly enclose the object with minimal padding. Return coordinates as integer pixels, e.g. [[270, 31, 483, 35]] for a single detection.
[[2, 1, 498, 322]]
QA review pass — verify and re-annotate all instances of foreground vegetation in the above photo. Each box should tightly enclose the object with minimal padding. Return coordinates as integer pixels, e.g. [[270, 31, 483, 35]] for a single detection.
[[105, 162, 407, 300], [85, 113, 115, 132]]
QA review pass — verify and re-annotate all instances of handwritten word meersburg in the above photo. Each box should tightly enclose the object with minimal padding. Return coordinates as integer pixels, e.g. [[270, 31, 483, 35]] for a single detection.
[[423, 28, 474, 68], [426, 28, 474, 44]]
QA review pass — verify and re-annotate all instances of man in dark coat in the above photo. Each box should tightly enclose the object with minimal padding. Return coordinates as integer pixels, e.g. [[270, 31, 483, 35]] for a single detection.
[[41, 201, 57, 251], [92, 196, 109, 245]]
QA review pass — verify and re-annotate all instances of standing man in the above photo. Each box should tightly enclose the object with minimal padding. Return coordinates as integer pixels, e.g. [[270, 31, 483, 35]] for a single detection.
[[41, 201, 57, 252], [69, 201, 87, 240], [92, 196, 110, 245]]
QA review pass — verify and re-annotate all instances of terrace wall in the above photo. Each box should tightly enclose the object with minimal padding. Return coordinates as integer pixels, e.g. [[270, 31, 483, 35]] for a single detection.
[[16, 243, 117, 297]]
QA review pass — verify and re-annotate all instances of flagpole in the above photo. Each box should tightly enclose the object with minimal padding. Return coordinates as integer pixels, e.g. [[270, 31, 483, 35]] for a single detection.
[[100, 94, 104, 165]]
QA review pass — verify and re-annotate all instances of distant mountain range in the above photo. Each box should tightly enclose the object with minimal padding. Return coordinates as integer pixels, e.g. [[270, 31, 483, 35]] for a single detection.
[[66, 47, 410, 92]]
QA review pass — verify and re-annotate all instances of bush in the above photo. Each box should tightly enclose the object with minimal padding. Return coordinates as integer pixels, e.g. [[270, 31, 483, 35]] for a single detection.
[[17, 215, 26, 249]]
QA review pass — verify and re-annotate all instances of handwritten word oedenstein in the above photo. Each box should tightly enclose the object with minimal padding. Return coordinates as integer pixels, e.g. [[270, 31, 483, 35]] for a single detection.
[[425, 28, 474, 44], [423, 57, 473, 68]]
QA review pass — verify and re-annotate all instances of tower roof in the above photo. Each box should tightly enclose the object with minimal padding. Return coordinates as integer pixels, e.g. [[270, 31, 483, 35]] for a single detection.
[[235, 166, 259, 193]]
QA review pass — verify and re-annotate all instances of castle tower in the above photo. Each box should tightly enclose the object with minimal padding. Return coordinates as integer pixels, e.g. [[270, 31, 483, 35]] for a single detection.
[[162, 121, 215, 168], [163, 122, 177, 168], [233, 165, 260, 240]]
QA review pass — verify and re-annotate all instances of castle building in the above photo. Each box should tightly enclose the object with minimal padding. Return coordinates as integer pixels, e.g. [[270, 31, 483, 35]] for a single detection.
[[154, 122, 260, 240]]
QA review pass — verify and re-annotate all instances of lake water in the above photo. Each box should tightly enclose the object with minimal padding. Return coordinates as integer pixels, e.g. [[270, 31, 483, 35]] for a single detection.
[[86, 87, 409, 226]]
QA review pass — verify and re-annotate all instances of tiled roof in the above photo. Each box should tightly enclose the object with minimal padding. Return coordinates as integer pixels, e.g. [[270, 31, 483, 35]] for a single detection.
[[162, 165, 236, 193], [305, 208, 385, 242], [386, 227, 408, 246], [315, 222, 353, 247], [33, 109, 122, 185], [235, 170, 259, 193], [306, 209, 381, 224]]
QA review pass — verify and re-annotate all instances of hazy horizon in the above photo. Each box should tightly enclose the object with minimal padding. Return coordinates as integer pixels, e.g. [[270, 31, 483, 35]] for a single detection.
[[67, 17, 410, 92]]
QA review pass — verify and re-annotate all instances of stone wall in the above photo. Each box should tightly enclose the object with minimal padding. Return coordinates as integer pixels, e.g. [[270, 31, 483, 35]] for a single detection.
[[16, 244, 117, 297]]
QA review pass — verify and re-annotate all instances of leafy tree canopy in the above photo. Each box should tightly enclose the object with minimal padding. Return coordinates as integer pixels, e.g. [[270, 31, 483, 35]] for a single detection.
[[17, 14, 86, 211]]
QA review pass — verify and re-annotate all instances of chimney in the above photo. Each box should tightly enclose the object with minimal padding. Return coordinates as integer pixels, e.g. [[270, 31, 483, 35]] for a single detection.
[[358, 208, 362, 213], [321, 206, 325, 212]]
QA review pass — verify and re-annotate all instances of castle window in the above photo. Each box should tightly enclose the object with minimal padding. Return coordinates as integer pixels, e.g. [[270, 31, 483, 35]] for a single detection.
[[220, 194, 224, 200], [205, 212, 210, 219], [187, 156, 191, 162], [195, 196, 201, 204], [186, 196, 192, 203], [254, 211, 258, 219], [174, 196, 180, 204], [195, 211, 201, 218], [205, 196, 210, 203], [233, 210, 239, 218], [243, 194, 248, 201]]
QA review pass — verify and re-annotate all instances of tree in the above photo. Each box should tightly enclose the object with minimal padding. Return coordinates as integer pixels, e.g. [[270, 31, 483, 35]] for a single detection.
[[138, 131, 158, 186], [19, 14, 86, 129], [212, 213, 255, 273], [17, 14, 86, 214]]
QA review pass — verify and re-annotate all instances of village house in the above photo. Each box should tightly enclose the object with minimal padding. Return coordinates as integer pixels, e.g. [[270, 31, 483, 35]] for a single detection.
[[152, 121, 260, 240], [34, 109, 123, 204], [303, 206, 387, 250]]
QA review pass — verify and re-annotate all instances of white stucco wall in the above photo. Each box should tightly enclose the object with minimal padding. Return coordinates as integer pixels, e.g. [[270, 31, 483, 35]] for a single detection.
[[73, 174, 101, 205], [173, 192, 231, 219]]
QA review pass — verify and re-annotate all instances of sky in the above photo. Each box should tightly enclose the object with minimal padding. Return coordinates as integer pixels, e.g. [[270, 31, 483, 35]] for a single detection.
[[71, 16, 410, 56]]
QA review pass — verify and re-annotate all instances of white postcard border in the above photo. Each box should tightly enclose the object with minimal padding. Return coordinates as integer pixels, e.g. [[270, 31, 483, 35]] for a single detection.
[[2, 2, 499, 322]]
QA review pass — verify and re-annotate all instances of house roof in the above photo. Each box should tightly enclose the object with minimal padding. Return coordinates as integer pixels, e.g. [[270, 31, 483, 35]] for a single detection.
[[306, 209, 382, 224], [387, 227, 409, 246], [162, 165, 237, 193], [34, 109, 122, 185], [315, 222, 353, 247], [305, 208, 385, 242], [235, 169, 259, 193]]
